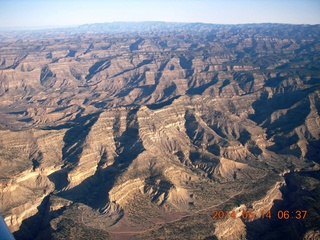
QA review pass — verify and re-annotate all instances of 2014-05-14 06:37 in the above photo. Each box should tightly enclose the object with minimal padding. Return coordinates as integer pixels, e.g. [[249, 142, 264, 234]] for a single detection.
[[212, 209, 307, 220]]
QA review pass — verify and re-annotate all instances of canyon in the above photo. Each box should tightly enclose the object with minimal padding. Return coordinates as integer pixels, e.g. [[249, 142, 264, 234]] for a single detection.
[[0, 22, 319, 239]]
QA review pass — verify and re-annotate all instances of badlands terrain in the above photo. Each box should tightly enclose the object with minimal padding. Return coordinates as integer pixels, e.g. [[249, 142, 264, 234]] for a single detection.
[[0, 22, 320, 239]]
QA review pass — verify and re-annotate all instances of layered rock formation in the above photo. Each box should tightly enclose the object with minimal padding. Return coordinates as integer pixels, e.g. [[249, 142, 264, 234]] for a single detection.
[[0, 22, 319, 240]]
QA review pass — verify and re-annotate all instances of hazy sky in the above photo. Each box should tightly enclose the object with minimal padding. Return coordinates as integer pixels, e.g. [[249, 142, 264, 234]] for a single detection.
[[0, 0, 319, 29]]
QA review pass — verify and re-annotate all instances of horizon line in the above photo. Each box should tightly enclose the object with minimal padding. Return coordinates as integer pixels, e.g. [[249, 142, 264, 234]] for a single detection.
[[1, 21, 319, 32]]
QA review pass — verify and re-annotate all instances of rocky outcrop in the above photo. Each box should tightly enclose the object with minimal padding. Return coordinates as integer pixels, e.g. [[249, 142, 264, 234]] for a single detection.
[[40, 65, 56, 87]]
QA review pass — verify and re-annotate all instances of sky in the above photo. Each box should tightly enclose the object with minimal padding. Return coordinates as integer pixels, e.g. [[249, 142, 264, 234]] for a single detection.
[[0, 0, 319, 29]]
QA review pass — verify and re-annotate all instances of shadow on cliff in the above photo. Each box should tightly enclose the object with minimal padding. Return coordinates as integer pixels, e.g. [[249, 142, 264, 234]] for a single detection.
[[112, 58, 153, 79], [249, 86, 317, 127], [147, 95, 181, 110], [62, 112, 102, 166], [186, 74, 218, 95], [140, 60, 169, 101], [248, 87, 318, 158], [179, 55, 194, 78], [48, 111, 102, 191], [85, 59, 111, 81], [245, 171, 320, 240], [13, 195, 51, 240], [56, 108, 145, 211]]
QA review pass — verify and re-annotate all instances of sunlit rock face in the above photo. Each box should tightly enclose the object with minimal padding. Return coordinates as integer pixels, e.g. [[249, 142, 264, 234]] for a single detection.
[[0, 22, 319, 240]]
